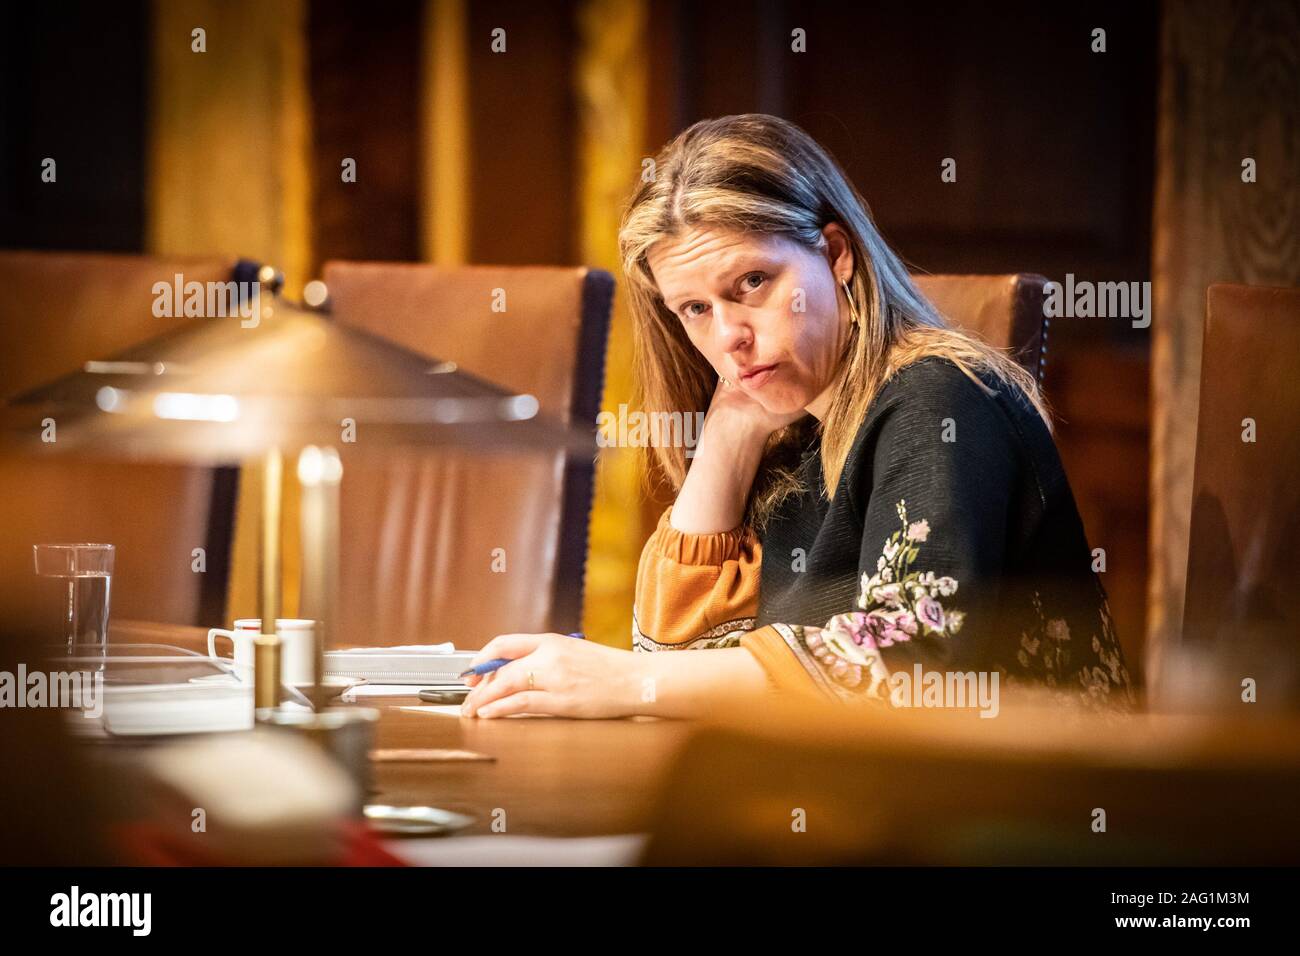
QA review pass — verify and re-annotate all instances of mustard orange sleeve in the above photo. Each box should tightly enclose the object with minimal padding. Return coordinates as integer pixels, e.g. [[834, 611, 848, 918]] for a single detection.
[[631, 509, 892, 707], [632, 506, 761, 650], [739, 620, 893, 705]]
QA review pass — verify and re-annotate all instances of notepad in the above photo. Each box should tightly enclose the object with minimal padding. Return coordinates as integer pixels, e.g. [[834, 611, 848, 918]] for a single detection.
[[334, 643, 456, 654], [325, 646, 476, 684], [101, 681, 254, 735]]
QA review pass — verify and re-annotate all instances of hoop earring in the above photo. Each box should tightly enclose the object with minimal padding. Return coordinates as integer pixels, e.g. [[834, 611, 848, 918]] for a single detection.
[[840, 277, 862, 327]]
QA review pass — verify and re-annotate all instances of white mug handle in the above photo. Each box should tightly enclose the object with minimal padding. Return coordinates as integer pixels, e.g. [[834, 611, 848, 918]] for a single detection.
[[207, 628, 257, 677], [208, 627, 237, 660]]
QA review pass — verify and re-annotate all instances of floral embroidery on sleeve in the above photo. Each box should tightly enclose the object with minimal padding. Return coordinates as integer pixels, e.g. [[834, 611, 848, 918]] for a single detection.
[[758, 498, 1134, 711], [632, 615, 753, 651], [811, 500, 963, 699], [854, 499, 966, 642], [999, 584, 1136, 711]]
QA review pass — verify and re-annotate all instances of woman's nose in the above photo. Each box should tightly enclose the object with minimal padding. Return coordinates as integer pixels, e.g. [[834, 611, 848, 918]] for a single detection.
[[714, 302, 753, 354]]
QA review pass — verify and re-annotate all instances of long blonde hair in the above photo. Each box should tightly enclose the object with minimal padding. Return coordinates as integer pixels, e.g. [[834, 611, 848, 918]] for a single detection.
[[618, 114, 1050, 529]]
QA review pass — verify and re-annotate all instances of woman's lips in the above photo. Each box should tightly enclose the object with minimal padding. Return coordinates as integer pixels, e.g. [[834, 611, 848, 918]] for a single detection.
[[739, 363, 779, 388]]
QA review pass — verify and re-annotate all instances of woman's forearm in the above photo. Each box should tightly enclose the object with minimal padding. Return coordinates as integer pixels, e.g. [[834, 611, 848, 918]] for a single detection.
[[669, 415, 769, 534], [628, 647, 770, 719]]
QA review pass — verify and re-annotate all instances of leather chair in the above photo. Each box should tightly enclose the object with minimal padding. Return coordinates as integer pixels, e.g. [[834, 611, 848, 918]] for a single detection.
[[319, 261, 614, 649], [912, 273, 1048, 382], [1181, 284, 1300, 699], [0, 251, 241, 634]]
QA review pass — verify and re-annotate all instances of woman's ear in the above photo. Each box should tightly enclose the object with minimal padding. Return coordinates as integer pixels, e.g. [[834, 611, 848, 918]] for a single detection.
[[821, 222, 855, 281]]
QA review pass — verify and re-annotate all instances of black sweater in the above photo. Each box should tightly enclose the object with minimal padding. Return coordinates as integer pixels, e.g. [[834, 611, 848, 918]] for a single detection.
[[755, 356, 1135, 707]]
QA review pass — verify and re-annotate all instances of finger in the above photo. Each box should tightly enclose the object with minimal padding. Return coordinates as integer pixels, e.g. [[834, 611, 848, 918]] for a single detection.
[[470, 633, 547, 668], [463, 659, 534, 714], [460, 670, 492, 702], [477, 690, 556, 719]]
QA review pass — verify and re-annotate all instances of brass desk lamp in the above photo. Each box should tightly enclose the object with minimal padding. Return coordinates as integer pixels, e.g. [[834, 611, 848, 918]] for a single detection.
[[4, 273, 595, 718]]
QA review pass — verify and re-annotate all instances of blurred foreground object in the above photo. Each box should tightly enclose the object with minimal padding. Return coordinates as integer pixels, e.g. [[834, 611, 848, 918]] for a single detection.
[[117, 729, 360, 865], [3, 283, 595, 719], [2, 290, 589, 462], [0, 251, 242, 632], [643, 692, 1300, 865]]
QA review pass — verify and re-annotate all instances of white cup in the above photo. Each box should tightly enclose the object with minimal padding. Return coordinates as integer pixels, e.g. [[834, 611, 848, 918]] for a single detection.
[[207, 618, 318, 685]]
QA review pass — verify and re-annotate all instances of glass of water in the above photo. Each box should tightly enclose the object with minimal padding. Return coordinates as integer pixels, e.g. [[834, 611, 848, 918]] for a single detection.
[[33, 543, 115, 657]]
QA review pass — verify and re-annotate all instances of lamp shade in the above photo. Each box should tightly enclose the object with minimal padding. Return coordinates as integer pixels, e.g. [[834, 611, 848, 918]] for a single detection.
[[3, 297, 595, 464]]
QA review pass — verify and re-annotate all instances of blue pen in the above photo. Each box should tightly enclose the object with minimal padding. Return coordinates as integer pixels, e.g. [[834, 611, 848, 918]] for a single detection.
[[458, 632, 585, 679]]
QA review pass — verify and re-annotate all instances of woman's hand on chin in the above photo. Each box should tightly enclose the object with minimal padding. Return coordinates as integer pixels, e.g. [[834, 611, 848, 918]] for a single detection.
[[705, 377, 807, 442], [460, 633, 640, 719]]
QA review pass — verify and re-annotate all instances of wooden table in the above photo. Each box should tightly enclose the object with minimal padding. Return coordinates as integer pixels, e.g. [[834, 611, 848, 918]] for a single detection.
[[110, 621, 694, 839], [368, 701, 690, 837], [93, 622, 1300, 865]]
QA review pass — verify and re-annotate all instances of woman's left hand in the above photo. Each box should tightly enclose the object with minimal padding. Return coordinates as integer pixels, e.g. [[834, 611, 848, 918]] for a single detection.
[[460, 633, 641, 719]]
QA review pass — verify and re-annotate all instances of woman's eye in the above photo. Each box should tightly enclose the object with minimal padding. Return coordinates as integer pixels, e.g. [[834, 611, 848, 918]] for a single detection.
[[678, 274, 764, 320]]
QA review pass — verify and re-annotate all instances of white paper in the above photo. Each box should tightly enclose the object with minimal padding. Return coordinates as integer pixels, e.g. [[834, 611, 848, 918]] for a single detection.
[[334, 643, 456, 654], [399, 704, 469, 717], [385, 834, 649, 867], [340, 684, 434, 699]]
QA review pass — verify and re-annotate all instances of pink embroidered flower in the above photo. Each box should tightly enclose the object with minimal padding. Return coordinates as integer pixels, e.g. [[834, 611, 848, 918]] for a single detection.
[[871, 582, 904, 607], [819, 615, 882, 670], [881, 610, 918, 645], [862, 611, 895, 647], [837, 611, 879, 651], [916, 594, 946, 634], [845, 500, 965, 651]]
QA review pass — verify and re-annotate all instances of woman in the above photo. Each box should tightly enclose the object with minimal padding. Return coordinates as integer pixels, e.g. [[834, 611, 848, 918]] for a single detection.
[[461, 113, 1134, 719]]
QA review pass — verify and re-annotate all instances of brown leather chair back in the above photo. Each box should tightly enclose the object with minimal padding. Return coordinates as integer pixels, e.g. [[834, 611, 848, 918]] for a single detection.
[[0, 251, 240, 634], [1183, 285, 1300, 668], [320, 261, 614, 649], [912, 273, 1048, 381]]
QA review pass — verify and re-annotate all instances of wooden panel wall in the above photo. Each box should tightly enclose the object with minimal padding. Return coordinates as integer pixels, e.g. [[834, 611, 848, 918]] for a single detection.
[[1149, 0, 1300, 677]]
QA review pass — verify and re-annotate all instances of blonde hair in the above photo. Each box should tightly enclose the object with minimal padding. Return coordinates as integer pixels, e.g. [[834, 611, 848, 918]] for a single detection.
[[618, 114, 1050, 529]]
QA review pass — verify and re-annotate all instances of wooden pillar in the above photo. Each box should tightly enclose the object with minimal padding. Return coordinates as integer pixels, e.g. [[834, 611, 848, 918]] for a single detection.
[[148, 0, 313, 621], [577, 0, 650, 647], [421, 0, 470, 265]]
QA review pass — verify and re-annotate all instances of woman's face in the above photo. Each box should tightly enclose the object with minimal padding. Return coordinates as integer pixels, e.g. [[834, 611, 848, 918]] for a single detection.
[[647, 223, 855, 418]]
